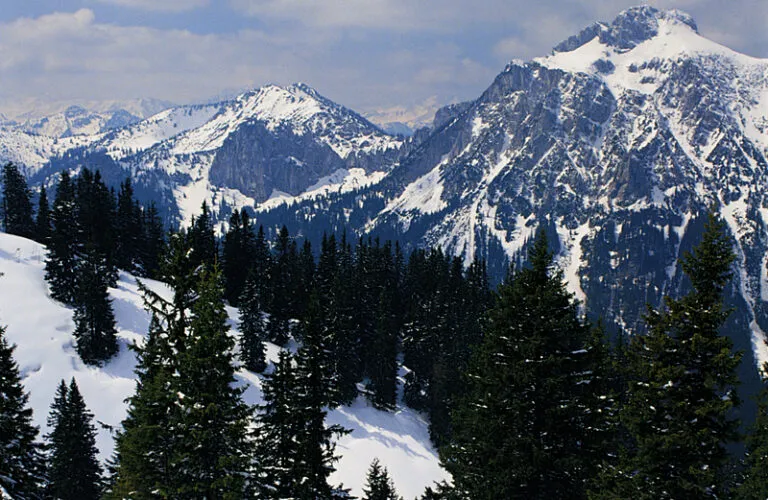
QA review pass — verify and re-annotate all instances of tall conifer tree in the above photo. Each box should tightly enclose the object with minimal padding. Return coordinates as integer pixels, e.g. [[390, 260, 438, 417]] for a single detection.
[[593, 212, 741, 499], [46, 378, 102, 500], [45, 171, 79, 305], [0, 326, 46, 499], [1, 162, 35, 239], [442, 230, 594, 499], [36, 185, 51, 243]]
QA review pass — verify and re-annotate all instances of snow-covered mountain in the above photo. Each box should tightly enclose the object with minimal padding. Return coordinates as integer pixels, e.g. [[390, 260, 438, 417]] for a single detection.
[[0, 231, 447, 498], [1, 98, 175, 138], [4, 83, 404, 225], [251, 6, 768, 411]]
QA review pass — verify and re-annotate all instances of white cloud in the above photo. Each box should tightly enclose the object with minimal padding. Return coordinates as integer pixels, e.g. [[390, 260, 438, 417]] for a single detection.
[[95, 0, 209, 13]]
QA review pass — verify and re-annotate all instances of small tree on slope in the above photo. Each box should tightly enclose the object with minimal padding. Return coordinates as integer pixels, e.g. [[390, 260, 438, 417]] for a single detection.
[[363, 458, 403, 500], [592, 212, 742, 499], [46, 378, 102, 500]]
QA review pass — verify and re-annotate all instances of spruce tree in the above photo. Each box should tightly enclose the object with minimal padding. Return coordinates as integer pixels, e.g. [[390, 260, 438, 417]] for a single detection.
[[74, 169, 118, 284], [36, 185, 51, 243], [137, 202, 165, 278], [366, 288, 399, 411], [442, 230, 594, 499], [239, 272, 268, 373], [172, 268, 252, 497], [363, 459, 402, 500], [188, 201, 217, 271], [46, 378, 102, 500], [268, 225, 294, 345], [73, 246, 119, 366], [115, 178, 141, 273], [1, 162, 35, 239], [223, 208, 256, 305], [45, 171, 79, 305], [0, 326, 46, 499], [739, 364, 768, 499], [593, 212, 741, 499]]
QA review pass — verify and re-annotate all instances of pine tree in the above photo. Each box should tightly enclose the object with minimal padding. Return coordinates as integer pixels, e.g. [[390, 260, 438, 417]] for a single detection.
[[73, 246, 119, 366], [268, 225, 294, 345], [223, 209, 256, 305], [0, 326, 46, 499], [1, 162, 35, 239], [239, 271, 268, 373], [366, 288, 399, 411], [739, 364, 768, 499], [254, 350, 301, 498], [363, 459, 402, 500], [46, 378, 102, 500], [115, 178, 141, 273], [137, 202, 165, 278], [74, 169, 118, 284], [45, 171, 79, 305], [442, 230, 594, 499], [172, 268, 252, 497], [593, 212, 742, 499], [36, 185, 51, 243], [188, 201, 217, 271]]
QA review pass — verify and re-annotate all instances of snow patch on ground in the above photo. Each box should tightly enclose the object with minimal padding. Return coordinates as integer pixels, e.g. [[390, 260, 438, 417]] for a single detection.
[[557, 222, 591, 307]]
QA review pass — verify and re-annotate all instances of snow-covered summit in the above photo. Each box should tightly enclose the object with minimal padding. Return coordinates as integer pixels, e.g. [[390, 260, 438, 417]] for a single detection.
[[554, 6, 698, 54]]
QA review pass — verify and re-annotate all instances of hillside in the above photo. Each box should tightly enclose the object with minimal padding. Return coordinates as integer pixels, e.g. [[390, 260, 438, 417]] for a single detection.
[[0, 231, 447, 498]]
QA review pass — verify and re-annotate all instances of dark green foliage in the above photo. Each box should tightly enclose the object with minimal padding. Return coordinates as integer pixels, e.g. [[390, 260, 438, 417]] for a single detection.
[[0, 326, 46, 499], [72, 247, 119, 366], [442, 230, 596, 499], [255, 345, 348, 499], [268, 225, 296, 345], [363, 458, 402, 500], [223, 209, 256, 305], [366, 288, 399, 411], [172, 268, 252, 497], [45, 171, 79, 305], [114, 178, 143, 274], [35, 185, 51, 243], [137, 202, 165, 278], [739, 365, 768, 499], [238, 225, 271, 373], [1, 162, 35, 239], [112, 237, 251, 498], [593, 212, 741, 499], [75, 169, 118, 285], [188, 201, 217, 271], [45, 378, 102, 500]]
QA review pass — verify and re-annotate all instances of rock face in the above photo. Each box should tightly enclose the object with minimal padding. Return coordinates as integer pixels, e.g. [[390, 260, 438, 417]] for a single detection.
[[253, 7, 768, 414], [10, 84, 404, 224]]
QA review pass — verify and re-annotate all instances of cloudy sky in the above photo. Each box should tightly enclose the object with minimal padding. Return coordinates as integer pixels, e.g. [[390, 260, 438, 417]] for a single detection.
[[0, 1, 766, 119]]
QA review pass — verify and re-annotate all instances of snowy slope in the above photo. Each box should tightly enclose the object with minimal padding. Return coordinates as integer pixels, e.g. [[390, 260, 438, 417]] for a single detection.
[[0, 232, 447, 498]]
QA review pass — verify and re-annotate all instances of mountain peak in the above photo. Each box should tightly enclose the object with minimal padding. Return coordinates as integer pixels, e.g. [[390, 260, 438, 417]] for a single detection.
[[554, 6, 698, 54]]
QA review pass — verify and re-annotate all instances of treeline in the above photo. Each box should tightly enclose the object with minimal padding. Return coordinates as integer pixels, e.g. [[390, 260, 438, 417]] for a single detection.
[[3, 161, 768, 498], [1, 163, 164, 366]]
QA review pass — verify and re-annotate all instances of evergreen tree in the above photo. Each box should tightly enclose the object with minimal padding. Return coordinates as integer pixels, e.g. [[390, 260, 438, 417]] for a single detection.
[[137, 202, 164, 278], [188, 201, 217, 271], [366, 288, 399, 411], [45, 378, 102, 500], [268, 225, 294, 345], [1, 162, 35, 239], [593, 212, 741, 499], [0, 326, 46, 499], [739, 364, 768, 499], [73, 246, 119, 366], [442, 230, 594, 499], [363, 459, 402, 500], [239, 271, 268, 373], [74, 169, 117, 284], [254, 350, 302, 498], [36, 185, 51, 243], [110, 234, 197, 497], [172, 268, 252, 497], [115, 178, 141, 273], [45, 171, 79, 305]]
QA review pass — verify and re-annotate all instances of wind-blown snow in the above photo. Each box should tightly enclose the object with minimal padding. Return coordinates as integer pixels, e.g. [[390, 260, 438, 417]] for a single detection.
[[0, 232, 447, 498]]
